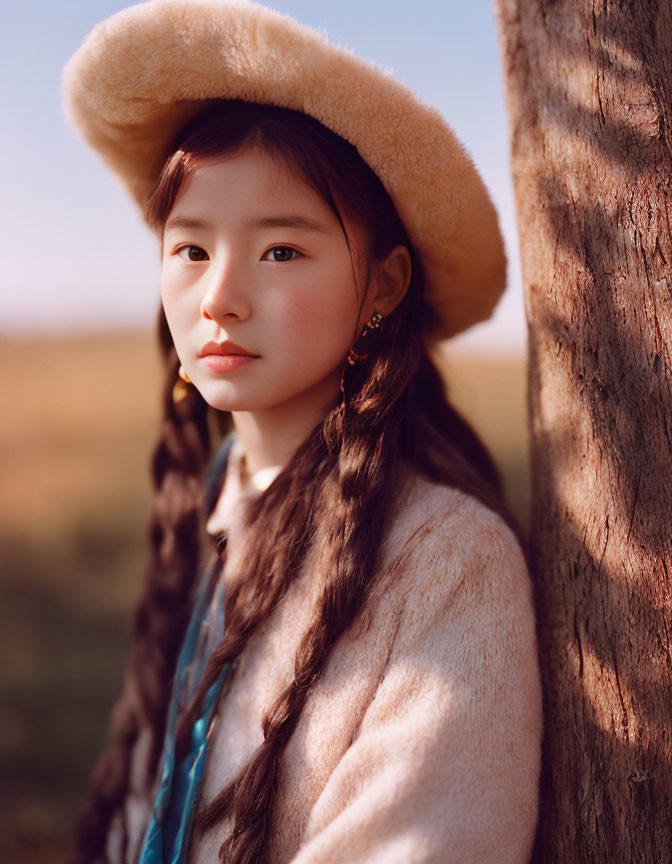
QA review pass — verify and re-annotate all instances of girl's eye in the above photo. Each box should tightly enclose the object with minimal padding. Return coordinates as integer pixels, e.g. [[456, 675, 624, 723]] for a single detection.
[[177, 245, 209, 262], [263, 246, 300, 263]]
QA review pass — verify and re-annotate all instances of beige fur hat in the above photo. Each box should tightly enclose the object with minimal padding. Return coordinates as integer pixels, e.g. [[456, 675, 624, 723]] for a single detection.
[[62, 0, 507, 340]]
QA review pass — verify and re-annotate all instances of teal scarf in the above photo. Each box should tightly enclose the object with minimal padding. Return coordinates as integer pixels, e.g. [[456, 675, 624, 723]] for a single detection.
[[138, 436, 234, 864]]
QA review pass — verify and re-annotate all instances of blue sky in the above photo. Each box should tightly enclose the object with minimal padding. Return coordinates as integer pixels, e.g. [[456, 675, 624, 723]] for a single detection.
[[0, 0, 525, 353]]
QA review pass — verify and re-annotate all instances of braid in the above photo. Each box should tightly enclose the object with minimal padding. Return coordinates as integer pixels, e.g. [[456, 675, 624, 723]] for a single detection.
[[66, 309, 211, 863], [172, 425, 334, 761], [134, 310, 212, 772]]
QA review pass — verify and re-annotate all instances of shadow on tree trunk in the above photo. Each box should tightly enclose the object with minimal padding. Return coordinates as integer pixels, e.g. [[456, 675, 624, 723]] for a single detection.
[[493, 0, 672, 860]]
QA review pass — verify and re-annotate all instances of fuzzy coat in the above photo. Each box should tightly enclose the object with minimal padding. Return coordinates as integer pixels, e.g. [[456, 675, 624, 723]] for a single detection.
[[109, 439, 543, 863]]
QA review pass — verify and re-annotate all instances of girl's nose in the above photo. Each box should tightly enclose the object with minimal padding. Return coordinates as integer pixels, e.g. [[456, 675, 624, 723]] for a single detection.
[[199, 260, 252, 323]]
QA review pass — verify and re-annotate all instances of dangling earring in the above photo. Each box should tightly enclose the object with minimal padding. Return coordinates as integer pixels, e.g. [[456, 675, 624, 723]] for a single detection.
[[346, 310, 384, 365], [172, 365, 192, 404]]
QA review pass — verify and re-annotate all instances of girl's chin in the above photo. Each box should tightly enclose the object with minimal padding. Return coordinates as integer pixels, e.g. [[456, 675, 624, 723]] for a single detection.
[[196, 385, 278, 414], [200, 395, 258, 413], [195, 372, 344, 414]]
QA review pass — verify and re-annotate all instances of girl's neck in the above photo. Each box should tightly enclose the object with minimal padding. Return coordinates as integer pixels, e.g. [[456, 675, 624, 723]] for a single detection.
[[206, 373, 341, 539], [230, 371, 341, 475]]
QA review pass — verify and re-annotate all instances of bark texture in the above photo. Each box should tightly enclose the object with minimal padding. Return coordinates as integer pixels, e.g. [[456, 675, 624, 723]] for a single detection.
[[492, 1, 672, 861]]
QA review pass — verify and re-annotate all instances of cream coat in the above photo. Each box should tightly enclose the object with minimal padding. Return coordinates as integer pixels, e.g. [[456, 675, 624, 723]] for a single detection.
[[110, 439, 543, 863]]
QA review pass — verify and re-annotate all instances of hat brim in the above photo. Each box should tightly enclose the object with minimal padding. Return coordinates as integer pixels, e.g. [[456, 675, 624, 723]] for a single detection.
[[62, 0, 507, 340]]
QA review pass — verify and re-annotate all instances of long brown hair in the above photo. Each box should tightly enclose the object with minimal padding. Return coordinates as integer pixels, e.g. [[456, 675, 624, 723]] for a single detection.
[[68, 100, 521, 864]]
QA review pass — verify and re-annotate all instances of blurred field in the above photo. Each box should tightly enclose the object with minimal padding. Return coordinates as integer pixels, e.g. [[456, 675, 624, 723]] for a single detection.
[[0, 331, 528, 861]]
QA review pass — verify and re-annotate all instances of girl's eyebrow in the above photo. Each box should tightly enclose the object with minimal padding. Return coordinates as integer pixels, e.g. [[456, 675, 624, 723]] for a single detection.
[[245, 214, 330, 233], [165, 215, 213, 232], [164, 214, 329, 233]]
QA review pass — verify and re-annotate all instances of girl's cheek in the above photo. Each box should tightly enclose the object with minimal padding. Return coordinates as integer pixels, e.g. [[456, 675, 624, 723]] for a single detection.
[[161, 267, 197, 316], [280, 291, 356, 368], [277, 267, 358, 329]]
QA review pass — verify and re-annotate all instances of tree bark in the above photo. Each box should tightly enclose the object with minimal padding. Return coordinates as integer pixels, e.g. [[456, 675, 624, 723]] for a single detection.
[[491, 1, 672, 861]]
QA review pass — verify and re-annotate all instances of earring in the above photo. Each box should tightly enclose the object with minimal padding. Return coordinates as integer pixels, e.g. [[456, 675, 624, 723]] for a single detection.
[[172, 365, 192, 404], [346, 310, 384, 365], [365, 310, 383, 330]]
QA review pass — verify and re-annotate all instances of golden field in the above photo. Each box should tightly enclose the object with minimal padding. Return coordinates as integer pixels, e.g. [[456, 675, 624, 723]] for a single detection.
[[0, 331, 528, 860]]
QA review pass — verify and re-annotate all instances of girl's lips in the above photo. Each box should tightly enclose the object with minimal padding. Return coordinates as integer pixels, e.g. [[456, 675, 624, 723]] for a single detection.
[[200, 354, 258, 372], [199, 339, 256, 357]]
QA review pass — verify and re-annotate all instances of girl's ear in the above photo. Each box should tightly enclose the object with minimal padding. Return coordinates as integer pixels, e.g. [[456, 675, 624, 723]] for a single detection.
[[368, 244, 413, 318]]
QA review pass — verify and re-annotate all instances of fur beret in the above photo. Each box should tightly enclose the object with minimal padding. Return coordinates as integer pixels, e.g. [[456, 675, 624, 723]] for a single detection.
[[62, 0, 507, 340]]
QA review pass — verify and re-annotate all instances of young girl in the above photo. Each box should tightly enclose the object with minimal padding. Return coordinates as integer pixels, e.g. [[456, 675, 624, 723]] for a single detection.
[[62, 2, 543, 862]]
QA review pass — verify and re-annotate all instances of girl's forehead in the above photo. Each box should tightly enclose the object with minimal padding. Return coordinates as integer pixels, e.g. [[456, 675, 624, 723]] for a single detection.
[[165, 147, 354, 233], [180, 147, 322, 209]]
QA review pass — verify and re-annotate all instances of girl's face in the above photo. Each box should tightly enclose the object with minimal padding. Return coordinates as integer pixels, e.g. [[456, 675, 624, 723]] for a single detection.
[[160, 146, 370, 415]]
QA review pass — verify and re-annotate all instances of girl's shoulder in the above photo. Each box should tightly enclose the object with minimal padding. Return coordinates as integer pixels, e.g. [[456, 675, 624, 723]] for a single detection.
[[375, 468, 531, 630], [383, 468, 525, 575], [294, 472, 542, 864]]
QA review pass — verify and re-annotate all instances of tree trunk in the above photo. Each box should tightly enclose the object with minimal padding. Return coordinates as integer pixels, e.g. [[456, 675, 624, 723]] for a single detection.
[[491, 1, 672, 861]]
